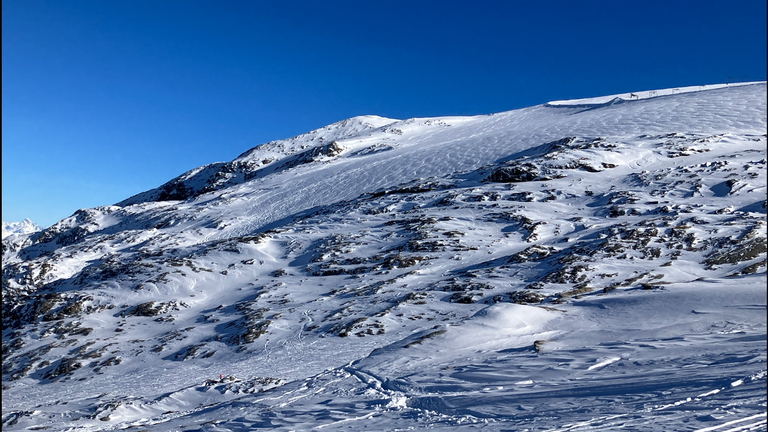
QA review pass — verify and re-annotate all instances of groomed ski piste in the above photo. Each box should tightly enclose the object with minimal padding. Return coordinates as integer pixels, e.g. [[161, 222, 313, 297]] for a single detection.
[[2, 82, 766, 431]]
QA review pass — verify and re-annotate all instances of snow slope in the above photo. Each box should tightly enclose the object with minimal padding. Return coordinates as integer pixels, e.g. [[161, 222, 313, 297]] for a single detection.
[[2, 83, 766, 431]]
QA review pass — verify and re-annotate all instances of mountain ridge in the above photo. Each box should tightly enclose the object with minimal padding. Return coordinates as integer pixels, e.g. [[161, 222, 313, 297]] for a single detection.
[[2, 83, 766, 431], [1, 219, 42, 239]]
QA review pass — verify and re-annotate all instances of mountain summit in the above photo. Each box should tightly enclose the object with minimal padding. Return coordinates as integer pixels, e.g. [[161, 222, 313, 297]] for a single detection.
[[2, 83, 766, 431], [1, 219, 42, 239]]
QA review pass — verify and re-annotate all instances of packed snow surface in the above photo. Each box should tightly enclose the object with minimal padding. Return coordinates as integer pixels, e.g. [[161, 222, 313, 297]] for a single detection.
[[2, 83, 766, 431]]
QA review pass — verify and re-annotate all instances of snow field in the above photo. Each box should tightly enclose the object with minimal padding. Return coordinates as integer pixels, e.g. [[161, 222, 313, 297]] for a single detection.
[[2, 82, 766, 431]]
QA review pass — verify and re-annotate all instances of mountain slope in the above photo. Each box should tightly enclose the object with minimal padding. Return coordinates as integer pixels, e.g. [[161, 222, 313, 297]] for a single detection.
[[2, 83, 766, 431], [116, 115, 398, 206]]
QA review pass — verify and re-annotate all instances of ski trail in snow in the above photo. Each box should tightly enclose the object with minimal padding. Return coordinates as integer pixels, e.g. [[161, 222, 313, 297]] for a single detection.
[[693, 413, 767, 432], [698, 388, 722, 397], [314, 411, 380, 429], [547, 414, 628, 432], [587, 356, 621, 370]]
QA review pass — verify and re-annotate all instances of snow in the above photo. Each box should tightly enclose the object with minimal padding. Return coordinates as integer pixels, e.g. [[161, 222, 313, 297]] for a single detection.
[[1, 218, 42, 239], [546, 81, 762, 106], [2, 82, 766, 431]]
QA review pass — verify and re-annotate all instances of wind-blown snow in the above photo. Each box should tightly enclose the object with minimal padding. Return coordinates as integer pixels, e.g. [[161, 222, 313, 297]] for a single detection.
[[2, 83, 766, 431]]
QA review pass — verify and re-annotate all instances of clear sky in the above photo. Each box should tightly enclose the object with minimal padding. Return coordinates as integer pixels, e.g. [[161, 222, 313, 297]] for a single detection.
[[3, 0, 767, 227]]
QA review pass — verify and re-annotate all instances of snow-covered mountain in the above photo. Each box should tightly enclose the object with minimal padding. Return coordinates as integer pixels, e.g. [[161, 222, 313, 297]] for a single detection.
[[1, 219, 42, 239], [2, 83, 766, 431]]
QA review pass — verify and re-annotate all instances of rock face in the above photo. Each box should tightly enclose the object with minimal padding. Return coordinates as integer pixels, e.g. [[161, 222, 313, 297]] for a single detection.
[[1, 83, 766, 431], [485, 137, 619, 183]]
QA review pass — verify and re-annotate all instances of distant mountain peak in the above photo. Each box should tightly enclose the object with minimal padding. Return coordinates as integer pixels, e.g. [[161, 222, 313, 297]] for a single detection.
[[2, 218, 42, 238]]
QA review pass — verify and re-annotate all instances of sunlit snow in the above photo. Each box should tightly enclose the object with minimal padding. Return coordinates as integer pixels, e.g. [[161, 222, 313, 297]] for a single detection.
[[2, 83, 766, 431]]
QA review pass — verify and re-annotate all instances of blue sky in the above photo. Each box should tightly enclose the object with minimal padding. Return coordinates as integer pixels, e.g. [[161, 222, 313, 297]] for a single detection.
[[3, 0, 767, 227]]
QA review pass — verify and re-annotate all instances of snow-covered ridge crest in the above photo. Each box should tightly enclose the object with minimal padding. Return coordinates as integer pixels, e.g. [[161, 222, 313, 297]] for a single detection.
[[117, 115, 399, 206], [234, 115, 398, 160], [546, 81, 763, 107]]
